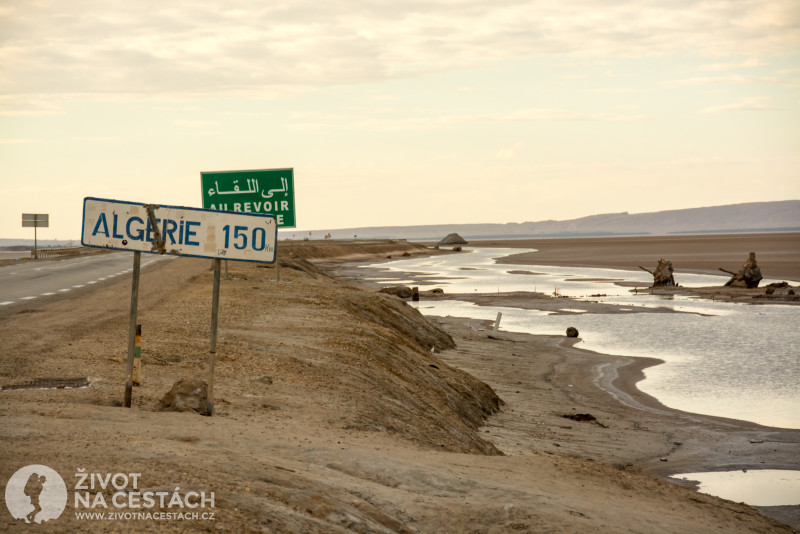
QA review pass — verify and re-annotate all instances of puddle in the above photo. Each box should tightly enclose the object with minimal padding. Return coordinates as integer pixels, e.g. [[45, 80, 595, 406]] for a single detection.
[[672, 470, 800, 506]]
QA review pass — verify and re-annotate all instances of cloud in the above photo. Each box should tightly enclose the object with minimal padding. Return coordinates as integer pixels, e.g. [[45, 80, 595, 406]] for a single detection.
[[698, 97, 779, 114], [287, 107, 650, 131], [1, 0, 798, 99], [698, 58, 765, 71], [586, 88, 639, 94], [495, 142, 525, 160], [663, 75, 779, 86], [0, 138, 36, 144], [173, 119, 219, 126], [0, 95, 66, 116]]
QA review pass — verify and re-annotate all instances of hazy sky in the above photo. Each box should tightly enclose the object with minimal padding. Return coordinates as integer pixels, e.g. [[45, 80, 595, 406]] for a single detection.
[[2, 0, 799, 239]]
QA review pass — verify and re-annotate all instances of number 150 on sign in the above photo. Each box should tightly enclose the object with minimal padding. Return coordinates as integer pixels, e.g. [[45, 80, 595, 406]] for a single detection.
[[221, 224, 273, 253]]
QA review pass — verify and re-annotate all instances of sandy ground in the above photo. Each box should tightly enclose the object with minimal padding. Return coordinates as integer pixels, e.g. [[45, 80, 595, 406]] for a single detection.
[[470, 232, 800, 282], [1, 239, 798, 533]]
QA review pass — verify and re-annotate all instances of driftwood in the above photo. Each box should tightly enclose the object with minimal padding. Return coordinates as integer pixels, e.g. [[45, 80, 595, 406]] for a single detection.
[[721, 252, 763, 288], [639, 259, 676, 287]]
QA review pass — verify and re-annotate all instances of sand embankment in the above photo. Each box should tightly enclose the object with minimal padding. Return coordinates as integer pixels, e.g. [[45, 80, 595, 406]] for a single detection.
[[0, 240, 797, 532], [278, 239, 434, 262]]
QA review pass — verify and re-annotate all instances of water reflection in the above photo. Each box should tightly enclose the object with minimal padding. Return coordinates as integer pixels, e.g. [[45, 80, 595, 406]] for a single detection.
[[672, 470, 800, 506], [362, 248, 800, 429]]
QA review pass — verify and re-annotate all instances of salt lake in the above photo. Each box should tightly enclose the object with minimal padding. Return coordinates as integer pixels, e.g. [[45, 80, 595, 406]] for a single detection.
[[359, 247, 800, 430]]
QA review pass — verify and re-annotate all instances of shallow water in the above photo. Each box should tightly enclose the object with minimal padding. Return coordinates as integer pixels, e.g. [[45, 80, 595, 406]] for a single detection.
[[360, 248, 800, 429], [672, 470, 800, 506]]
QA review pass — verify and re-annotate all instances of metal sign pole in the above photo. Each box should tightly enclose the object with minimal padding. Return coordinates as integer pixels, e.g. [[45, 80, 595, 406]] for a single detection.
[[81, 199, 278, 416], [124, 251, 141, 407], [276, 241, 280, 282], [207, 258, 221, 415]]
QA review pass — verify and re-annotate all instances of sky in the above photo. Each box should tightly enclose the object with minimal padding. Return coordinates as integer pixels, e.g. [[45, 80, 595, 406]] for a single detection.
[[1, 0, 799, 240]]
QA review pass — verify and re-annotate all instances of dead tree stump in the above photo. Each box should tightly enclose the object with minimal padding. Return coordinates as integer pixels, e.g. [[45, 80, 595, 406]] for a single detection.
[[720, 252, 763, 288], [639, 259, 676, 287]]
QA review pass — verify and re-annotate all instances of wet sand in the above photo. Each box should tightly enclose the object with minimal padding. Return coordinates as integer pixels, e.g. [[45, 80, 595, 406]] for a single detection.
[[471, 232, 800, 281], [335, 237, 800, 527]]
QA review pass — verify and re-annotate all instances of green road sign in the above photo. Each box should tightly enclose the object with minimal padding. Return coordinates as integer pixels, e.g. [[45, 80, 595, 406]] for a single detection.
[[201, 168, 295, 228]]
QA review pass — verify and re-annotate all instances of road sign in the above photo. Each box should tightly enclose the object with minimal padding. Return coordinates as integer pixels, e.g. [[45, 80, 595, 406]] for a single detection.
[[22, 213, 49, 227], [81, 197, 277, 263], [201, 168, 295, 228]]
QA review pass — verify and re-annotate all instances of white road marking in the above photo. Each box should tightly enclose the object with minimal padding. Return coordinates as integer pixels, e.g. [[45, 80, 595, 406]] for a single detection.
[[3, 252, 177, 306]]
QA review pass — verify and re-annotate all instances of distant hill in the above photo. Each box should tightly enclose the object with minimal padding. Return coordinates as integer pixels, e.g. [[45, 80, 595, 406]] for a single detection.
[[290, 201, 800, 241], [5, 201, 798, 247]]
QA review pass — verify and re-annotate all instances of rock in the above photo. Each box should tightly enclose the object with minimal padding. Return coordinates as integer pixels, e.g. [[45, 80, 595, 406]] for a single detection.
[[566, 326, 579, 338], [252, 375, 273, 385], [563, 413, 595, 422], [378, 286, 413, 299], [766, 287, 775, 295], [766, 282, 789, 289], [437, 233, 468, 247], [158, 378, 210, 416], [721, 252, 763, 288]]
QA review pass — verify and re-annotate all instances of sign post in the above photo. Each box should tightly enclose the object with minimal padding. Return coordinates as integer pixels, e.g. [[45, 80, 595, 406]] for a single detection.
[[124, 252, 141, 407], [82, 197, 277, 414], [201, 168, 295, 282], [208, 258, 221, 414], [22, 213, 49, 259], [200, 168, 295, 227]]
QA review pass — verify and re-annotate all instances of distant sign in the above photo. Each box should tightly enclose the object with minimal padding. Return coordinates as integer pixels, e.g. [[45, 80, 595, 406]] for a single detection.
[[81, 197, 276, 263], [201, 168, 295, 228], [22, 214, 49, 228]]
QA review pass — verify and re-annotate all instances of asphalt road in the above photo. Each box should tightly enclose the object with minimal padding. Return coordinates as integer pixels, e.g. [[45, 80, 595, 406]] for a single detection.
[[0, 252, 176, 308]]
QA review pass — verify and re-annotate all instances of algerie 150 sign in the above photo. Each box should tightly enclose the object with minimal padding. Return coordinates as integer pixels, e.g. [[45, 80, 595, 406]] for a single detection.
[[201, 168, 295, 228], [81, 197, 277, 263]]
